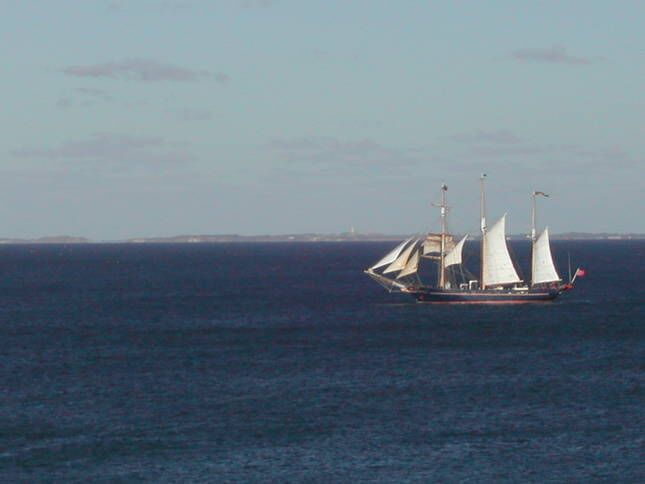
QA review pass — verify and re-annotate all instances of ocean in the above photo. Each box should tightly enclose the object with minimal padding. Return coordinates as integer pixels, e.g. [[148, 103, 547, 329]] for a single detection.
[[0, 241, 643, 482]]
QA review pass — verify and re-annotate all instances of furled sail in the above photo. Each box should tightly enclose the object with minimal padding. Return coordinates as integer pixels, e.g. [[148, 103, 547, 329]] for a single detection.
[[422, 234, 441, 254], [444, 234, 468, 267], [482, 214, 521, 287], [383, 239, 419, 274], [531, 227, 560, 285], [370, 237, 413, 271], [397, 248, 420, 279], [422, 234, 455, 255]]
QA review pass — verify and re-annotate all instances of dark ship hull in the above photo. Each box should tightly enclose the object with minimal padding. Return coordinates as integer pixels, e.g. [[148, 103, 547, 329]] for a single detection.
[[411, 286, 568, 304]]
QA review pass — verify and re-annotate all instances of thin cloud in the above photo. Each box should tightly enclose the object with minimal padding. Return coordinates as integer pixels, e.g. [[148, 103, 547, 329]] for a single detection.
[[560, 144, 633, 169], [448, 130, 522, 145], [56, 97, 73, 109], [444, 129, 544, 157], [105, 0, 125, 12], [270, 137, 394, 163], [214, 73, 230, 83], [63, 58, 225, 82], [269, 136, 423, 176], [13, 133, 164, 159], [12, 133, 193, 165], [309, 48, 330, 61], [106, 1, 195, 13], [241, 0, 277, 7], [511, 45, 593, 65], [75, 87, 113, 101], [169, 108, 213, 121], [106, 0, 276, 13], [56, 87, 114, 109], [445, 129, 557, 158], [442, 129, 634, 170], [158, 1, 195, 11]]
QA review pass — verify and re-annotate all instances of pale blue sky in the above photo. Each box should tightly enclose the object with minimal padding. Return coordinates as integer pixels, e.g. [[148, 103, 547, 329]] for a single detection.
[[1, 0, 643, 239]]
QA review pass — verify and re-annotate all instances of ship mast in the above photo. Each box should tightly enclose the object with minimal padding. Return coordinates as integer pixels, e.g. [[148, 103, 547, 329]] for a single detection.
[[530, 190, 550, 286], [438, 184, 448, 289], [531, 191, 537, 242], [480, 174, 487, 288]]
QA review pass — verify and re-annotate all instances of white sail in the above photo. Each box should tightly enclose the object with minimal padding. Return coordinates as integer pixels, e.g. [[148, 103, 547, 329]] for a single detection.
[[531, 227, 560, 285], [422, 234, 455, 255], [370, 237, 413, 271], [397, 248, 420, 279], [482, 214, 521, 287], [444, 234, 468, 267], [383, 239, 418, 274]]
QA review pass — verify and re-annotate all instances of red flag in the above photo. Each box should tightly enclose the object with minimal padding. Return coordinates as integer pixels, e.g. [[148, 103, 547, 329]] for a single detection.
[[575, 268, 586, 278]]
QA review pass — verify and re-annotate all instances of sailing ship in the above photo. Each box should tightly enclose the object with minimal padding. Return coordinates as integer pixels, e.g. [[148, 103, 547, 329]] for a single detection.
[[364, 175, 584, 303]]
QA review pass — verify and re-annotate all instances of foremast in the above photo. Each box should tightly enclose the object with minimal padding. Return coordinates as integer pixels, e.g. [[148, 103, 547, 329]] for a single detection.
[[479, 175, 522, 288], [531, 190, 538, 242]]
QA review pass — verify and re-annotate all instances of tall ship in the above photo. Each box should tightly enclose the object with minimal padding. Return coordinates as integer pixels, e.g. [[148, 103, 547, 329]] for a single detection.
[[364, 175, 584, 303]]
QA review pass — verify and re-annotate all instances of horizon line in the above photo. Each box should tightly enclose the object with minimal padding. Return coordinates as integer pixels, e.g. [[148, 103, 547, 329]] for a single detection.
[[1, 231, 644, 244]]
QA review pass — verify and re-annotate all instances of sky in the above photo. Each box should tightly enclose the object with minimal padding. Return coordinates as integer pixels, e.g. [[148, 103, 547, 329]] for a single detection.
[[1, 0, 643, 239]]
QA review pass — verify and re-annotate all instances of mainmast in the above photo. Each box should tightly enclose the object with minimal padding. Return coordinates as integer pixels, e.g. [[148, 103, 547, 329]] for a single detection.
[[480, 174, 487, 288], [531, 191, 549, 241], [438, 184, 448, 288], [530, 190, 551, 286]]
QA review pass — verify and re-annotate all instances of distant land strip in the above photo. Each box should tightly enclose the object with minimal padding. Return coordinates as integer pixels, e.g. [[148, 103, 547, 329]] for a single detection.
[[0, 233, 644, 244]]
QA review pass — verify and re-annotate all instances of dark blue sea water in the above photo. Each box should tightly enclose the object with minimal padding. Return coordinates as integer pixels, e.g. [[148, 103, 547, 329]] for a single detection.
[[0, 241, 643, 482]]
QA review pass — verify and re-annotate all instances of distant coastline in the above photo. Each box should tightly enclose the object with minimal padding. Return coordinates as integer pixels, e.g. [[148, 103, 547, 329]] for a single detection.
[[0, 232, 643, 244]]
